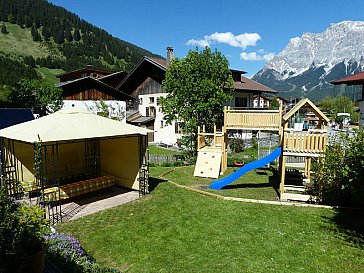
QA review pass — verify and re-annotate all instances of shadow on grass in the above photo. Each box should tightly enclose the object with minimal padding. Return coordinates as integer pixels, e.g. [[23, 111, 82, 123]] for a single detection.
[[148, 177, 167, 193], [223, 182, 271, 189], [269, 169, 280, 197], [222, 168, 280, 195], [325, 208, 364, 249]]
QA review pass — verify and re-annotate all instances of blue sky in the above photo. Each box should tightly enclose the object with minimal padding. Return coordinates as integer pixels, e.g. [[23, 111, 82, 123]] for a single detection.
[[49, 0, 364, 77]]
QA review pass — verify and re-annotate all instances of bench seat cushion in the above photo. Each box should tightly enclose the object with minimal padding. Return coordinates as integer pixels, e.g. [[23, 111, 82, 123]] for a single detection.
[[44, 175, 115, 202]]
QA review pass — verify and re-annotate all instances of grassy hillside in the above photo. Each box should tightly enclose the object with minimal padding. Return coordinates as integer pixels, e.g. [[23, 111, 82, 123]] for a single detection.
[[0, 23, 52, 59], [0, 0, 162, 91], [36, 67, 64, 84]]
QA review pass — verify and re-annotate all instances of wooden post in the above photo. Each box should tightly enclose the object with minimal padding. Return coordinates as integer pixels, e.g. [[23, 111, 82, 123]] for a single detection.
[[221, 126, 228, 174], [307, 157, 311, 180], [197, 126, 201, 151], [279, 154, 286, 195], [279, 106, 283, 144], [213, 125, 216, 147]]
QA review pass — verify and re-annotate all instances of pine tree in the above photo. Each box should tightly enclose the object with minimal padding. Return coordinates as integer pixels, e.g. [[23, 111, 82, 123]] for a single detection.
[[65, 28, 73, 42], [1, 23, 9, 34], [42, 26, 50, 41], [74, 28, 81, 41]]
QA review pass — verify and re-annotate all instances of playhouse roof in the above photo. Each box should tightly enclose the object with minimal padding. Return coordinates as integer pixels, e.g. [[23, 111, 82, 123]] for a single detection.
[[0, 108, 151, 144], [283, 98, 329, 122]]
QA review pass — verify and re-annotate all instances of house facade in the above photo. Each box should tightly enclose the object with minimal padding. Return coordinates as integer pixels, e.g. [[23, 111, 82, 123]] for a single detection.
[[332, 72, 364, 128], [118, 48, 277, 146], [56, 66, 132, 122]]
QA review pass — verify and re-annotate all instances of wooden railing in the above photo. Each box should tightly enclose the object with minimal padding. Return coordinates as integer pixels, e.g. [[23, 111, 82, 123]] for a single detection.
[[197, 125, 224, 150], [224, 107, 282, 131], [282, 130, 327, 156]]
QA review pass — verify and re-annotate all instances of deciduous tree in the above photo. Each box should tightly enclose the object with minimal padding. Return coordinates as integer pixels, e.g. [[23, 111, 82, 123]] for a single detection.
[[159, 47, 234, 156], [10, 79, 63, 116]]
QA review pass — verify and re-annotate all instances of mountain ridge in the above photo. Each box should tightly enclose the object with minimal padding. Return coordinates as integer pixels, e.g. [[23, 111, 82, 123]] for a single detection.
[[253, 21, 364, 101]]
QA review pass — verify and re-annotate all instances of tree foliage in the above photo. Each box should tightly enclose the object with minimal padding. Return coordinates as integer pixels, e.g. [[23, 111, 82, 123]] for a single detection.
[[319, 96, 355, 120], [87, 99, 125, 122], [269, 97, 280, 110], [9, 79, 63, 116], [311, 130, 364, 206], [0, 53, 40, 101], [1, 23, 8, 34], [159, 47, 234, 156]]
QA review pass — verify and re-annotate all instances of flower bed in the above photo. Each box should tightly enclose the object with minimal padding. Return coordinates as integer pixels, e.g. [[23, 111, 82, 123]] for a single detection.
[[44, 232, 120, 273]]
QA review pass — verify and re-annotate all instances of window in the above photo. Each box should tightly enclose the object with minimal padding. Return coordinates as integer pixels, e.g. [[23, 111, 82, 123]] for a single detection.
[[175, 122, 183, 134], [139, 98, 143, 105], [160, 120, 164, 128], [149, 97, 155, 104], [235, 97, 248, 108], [146, 107, 156, 117], [149, 106, 156, 117]]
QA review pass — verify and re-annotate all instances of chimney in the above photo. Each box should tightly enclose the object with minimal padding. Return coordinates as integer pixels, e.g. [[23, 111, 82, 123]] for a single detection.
[[166, 47, 174, 64]]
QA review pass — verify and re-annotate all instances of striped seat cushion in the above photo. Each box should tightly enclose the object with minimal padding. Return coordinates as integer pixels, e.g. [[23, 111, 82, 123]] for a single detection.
[[43, 175, 115, 202]]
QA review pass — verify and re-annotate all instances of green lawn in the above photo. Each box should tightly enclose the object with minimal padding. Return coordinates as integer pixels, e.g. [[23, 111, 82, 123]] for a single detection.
[[153, 165, 279, 200], [148, 145, 182, 155], [58, 166, 364, 273]]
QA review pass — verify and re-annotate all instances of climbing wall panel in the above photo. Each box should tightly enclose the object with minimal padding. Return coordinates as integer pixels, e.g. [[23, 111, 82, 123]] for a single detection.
[[194, 147, 222, 179]]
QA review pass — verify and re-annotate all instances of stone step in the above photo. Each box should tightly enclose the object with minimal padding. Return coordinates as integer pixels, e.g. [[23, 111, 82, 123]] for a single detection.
[[281, 193, 311, 202], [284, 185, 305, 192]]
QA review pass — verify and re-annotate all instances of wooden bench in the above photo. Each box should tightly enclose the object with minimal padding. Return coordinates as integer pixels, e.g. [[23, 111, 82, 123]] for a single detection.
[[42, 175, 115, 202]]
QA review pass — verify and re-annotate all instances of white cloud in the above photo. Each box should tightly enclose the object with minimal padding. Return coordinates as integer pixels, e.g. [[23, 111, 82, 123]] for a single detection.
[[262, 52, 275, 61], [240, 51, 275, 61], [186, 39, 210, 48], [186, 32, 261, 49], [240, 52, 261, 61]]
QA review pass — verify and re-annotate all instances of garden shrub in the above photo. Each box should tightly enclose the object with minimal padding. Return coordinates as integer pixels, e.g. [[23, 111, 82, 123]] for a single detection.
[[44, 232, 121, 273], [311, 130, 364, 206], [0, 189, 50, 273], [228, 138, 245, 153]]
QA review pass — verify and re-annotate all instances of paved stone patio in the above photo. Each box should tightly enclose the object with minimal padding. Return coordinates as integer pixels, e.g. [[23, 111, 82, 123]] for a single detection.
[[58, 187, 140, 221]]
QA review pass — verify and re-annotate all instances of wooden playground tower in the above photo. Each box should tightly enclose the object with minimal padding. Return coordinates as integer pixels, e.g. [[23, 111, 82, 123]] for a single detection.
[[196, 98, 329, 200]]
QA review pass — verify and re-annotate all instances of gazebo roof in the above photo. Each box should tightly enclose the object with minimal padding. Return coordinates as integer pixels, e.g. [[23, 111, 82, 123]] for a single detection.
[[0, 108, 151, 144], [283, 98, 329, 123]]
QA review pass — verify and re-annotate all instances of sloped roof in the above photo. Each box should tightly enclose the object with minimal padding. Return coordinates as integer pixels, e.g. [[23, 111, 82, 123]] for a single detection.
[[0, 108, 34, 129], [0, 108, 151, 144], [98, 71, 128, 88], [283, 98, 329, 122], [57, 76, 134, 101], [57, 66, 112, 78], [116, 57, 167, 94], [233, 76, 276, 93], [332, 71, 364, 85]]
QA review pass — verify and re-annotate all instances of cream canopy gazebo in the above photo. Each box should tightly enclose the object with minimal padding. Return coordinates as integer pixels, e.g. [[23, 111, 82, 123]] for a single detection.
[[0, 109, 151, 222]]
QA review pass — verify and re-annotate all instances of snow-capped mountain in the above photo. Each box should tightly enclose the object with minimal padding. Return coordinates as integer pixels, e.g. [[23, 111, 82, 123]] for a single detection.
[[253, 21, 364, 101]]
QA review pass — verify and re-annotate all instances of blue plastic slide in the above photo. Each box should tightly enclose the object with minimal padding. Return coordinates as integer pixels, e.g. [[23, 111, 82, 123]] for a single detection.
[[210, 146, 282, 190]]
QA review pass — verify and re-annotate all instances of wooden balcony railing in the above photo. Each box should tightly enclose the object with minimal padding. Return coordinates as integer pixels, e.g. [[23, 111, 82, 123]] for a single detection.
[[282, 130, 327, 156], [224, 107, 282, 131]]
